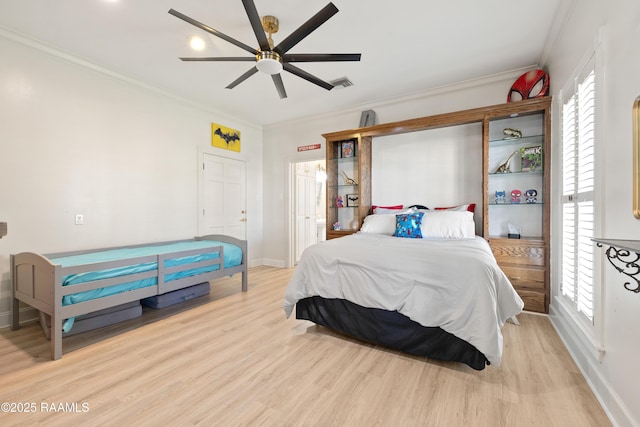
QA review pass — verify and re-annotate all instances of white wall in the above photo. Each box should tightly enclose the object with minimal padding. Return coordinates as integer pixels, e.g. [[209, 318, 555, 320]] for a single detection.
[[373, 124, 483, 235], [0, 34, 264, 325], [546, 1, 640, 426]]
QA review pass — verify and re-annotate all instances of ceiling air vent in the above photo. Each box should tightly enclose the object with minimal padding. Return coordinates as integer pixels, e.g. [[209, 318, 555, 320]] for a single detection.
[[330, 77, 353, 88]]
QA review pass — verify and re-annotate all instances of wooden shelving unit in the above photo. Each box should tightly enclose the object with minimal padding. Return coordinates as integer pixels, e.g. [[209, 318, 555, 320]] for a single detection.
[[324, 136, 371, 240], [483, 98, 551, 313], [322, 97, 551, 313]]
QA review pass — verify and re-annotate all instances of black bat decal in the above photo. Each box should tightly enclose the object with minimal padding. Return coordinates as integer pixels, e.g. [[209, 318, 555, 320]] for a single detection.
[[214, 128, 240, 146]]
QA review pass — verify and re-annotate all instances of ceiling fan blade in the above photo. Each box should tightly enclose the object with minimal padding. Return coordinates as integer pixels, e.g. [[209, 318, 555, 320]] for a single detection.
[[272, 74, 288, 99], [169, 9, 257, 55], [179, 57, 256, 62], [283, 53, 361, 62], [241, 0, 271, 52], [283, 63, 333, 91], [226, 67, 259, 89], [274, 3, 339, 55]]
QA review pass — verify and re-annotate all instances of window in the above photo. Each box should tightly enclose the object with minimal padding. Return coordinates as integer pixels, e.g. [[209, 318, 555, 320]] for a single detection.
[[560, 57, 596, 323]]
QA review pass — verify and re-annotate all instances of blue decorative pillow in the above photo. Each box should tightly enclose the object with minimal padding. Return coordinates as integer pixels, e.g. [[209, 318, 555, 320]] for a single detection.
[[393, 212, 424, 238]]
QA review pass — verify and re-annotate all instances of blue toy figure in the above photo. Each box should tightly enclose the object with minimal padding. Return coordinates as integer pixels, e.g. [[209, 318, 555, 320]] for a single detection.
[[335, 195, 344, 208], [495, 190, 506, 204]]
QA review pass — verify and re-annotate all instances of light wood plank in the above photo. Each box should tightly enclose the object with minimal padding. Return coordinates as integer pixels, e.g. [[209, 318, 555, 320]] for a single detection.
[[0, 266, 610, 426]]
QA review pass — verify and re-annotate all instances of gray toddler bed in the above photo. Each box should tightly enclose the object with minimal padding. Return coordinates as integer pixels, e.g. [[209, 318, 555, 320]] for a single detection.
[[11, 234, 247, 360]]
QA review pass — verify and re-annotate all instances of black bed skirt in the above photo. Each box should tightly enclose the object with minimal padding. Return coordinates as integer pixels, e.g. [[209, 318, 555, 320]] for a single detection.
[[296, 296, 489, 370]]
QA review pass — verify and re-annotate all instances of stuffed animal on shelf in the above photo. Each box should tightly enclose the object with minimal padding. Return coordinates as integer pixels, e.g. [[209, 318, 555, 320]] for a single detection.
[[511, 189, 522, 204], [335, 195, 344, 208], [495, 190, 506, 204], [525, 189, 538, 204]]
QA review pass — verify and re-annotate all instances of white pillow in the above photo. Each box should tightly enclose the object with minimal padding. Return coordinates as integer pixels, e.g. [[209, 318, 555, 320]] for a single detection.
[[361, 209, 474, 238], [421, 211, 475, 239], [360, 214, 397, 235], [434, 203, 476, 213]]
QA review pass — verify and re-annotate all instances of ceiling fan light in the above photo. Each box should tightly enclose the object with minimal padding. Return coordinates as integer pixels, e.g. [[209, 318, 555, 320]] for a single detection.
[[256, 51, 283, 75], [189, 36, 205, 51]]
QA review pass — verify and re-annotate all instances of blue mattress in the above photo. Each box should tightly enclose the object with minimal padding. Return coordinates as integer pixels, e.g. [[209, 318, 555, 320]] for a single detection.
[[49, 240, 242, 332]]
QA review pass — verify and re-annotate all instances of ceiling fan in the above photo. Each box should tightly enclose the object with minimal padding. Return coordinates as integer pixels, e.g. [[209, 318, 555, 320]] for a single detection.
[[168, 0, 361, 99]]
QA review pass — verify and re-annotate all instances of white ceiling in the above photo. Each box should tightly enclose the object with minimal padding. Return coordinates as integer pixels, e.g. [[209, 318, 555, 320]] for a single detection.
[[0, 0, 562, 126]]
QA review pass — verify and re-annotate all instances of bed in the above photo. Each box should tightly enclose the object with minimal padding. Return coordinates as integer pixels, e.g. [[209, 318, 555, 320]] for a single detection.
[[284, 210, 524, 370], [11, 234, 247, 360]]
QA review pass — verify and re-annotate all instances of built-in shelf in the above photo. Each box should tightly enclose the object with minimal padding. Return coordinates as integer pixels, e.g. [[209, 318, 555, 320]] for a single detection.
[[488, 202, 544, 206], [489, 170, 544, 177], [592, 238, 640, 293], [489, 134, 544, 146]]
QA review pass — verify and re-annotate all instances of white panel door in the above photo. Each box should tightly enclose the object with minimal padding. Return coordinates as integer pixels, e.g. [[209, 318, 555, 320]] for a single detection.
[[294, 170, 317, 263], [202, 154, 246, 240]]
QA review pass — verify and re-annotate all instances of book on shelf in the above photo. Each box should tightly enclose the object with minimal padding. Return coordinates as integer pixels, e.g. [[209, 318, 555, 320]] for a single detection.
[[520, 145, 543, 172]]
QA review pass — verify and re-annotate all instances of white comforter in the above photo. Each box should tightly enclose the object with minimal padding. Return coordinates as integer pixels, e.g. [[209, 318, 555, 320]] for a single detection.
[[284, 233, 524, 366]]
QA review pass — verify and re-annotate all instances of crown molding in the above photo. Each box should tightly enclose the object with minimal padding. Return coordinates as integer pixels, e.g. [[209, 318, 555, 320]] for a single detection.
[[0, 26, 261, 132]]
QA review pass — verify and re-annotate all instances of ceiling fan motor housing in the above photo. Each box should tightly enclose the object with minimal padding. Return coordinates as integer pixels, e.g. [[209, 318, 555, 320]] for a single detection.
[[256, 50, 282, 74]]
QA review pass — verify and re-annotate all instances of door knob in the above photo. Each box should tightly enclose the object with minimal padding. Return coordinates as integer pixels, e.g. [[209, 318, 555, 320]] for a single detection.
[[241, 210, 246, 214], [240, 218, 247, 222]]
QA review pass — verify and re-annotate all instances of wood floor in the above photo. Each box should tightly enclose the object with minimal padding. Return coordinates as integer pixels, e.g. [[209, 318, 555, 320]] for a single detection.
[[0, 266, 610, 426]]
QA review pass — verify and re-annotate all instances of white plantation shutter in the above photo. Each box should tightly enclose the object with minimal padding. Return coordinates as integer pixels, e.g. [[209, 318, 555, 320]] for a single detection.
[[577, 201, 594, 319], [561, 203, 576, 299], [561, 61, 596, 322], [562, 98, 576, 195], [577, 71, 596, 194]]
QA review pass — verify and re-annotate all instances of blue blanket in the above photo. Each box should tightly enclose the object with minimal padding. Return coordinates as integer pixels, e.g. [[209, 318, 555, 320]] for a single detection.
[[49, 240, 242, 331]]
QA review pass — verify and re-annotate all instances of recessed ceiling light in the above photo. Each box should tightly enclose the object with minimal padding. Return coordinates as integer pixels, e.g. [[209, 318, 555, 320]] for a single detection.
[[189, 36, 205, 51]]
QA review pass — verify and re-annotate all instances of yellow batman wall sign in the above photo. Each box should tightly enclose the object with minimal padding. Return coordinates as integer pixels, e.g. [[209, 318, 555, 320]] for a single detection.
[[211, 122, 241, 152]]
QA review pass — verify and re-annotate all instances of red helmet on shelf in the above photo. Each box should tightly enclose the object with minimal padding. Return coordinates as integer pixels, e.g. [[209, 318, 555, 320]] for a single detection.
[[507, 69, 550, 102]]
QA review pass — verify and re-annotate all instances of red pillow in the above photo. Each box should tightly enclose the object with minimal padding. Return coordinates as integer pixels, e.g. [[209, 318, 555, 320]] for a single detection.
[[434, 203, 476, 213], [372, 204, 403, 210]]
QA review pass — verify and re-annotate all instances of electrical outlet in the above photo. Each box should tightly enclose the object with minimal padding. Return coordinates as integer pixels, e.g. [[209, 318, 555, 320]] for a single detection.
[[75, 214, 84, 225]]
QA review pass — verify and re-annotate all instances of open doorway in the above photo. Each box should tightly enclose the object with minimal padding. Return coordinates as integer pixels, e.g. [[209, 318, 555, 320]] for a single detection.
[[291, 159, 326, 265]]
